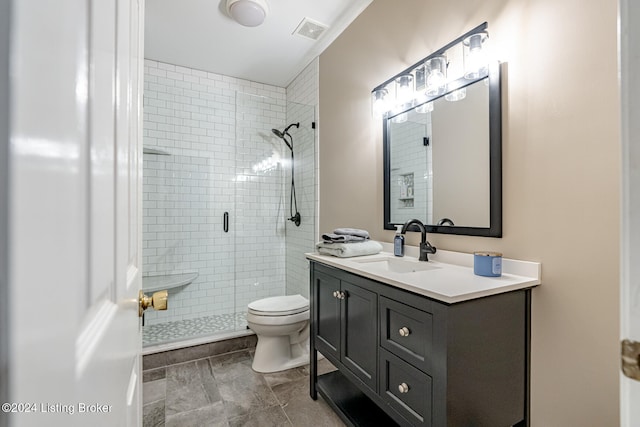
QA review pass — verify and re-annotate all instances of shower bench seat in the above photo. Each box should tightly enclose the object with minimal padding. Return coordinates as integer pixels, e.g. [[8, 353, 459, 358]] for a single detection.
[[142, 272, 199, 292]]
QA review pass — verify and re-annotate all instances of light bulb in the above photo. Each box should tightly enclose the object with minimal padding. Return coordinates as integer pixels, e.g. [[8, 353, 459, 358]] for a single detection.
[[371, 88, 389, 118], [425, 56, 447, 97], [395, 74, 414, 106], [464, 32, 488, 79]]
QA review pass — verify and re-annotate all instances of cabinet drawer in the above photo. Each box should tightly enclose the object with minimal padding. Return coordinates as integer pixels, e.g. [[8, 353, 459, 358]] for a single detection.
[[380, 296, 432, 373], [380, 348, 432, 427]]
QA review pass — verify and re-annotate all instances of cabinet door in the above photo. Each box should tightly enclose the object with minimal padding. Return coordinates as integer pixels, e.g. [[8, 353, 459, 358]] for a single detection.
[[342, 280, 378, 391], [314, 270, 341, 361]]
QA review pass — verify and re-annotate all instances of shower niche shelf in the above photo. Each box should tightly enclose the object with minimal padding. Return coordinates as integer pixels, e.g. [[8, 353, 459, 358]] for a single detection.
[[142, 272, 199, 292]]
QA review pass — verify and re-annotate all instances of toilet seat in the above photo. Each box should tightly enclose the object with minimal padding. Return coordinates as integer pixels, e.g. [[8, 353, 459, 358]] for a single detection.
[[248, 294, 309, 316]]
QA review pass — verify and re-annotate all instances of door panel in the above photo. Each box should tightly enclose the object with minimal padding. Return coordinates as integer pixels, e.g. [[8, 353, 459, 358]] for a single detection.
[[90, 0, 116, 305], [341, 280, 377, 391], [8, 0, 144, 425], [314, 271, 341, 360], [9, 4, 91, 423]]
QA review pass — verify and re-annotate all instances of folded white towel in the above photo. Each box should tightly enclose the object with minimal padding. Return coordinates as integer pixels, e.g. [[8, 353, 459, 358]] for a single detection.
[[316, 240, 383, 258], [321, 233, 366, 243], [333, 228, 370, 239]]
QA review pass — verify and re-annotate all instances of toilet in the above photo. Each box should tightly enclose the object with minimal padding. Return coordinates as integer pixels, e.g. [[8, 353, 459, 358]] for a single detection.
[[247, 294, 310, 373]]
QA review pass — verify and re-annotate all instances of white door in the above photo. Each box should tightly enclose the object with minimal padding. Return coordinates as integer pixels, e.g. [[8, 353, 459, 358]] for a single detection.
[[620, 0, 640, 425], [7, 0, 145, 426]]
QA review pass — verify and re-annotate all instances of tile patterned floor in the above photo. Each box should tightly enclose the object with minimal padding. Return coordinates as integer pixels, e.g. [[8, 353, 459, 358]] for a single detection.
[[143, 350, 345, 427], [143, 312, 248, 346]]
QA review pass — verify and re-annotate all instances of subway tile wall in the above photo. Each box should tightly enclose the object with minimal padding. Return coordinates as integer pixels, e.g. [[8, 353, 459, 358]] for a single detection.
[[142, 59, 288, 325], [389, 113, 433, 224], [142, 59, 319, 329]]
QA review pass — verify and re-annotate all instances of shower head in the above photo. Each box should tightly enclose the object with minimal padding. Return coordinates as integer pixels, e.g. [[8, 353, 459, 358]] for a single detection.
[[273, 123, 300, 138], [271, 128, 292, 150], [271, 123, 299, 151]]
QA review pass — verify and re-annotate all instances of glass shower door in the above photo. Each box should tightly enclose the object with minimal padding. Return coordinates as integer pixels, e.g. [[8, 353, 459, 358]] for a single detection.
[[233, 92, 288, 325]]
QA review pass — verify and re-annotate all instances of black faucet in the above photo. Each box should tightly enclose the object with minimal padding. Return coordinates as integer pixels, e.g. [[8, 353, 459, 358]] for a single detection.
[[401, 219, 437, 261]]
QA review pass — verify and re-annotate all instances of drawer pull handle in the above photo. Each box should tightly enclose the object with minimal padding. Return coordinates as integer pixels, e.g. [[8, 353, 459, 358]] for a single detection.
[[398, 383, 410, 393], [399, 327, 411, 337], [333, 291, 339, 298]]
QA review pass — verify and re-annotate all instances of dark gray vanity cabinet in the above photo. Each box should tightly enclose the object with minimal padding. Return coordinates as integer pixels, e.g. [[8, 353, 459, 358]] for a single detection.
[[309, 261, 531, 427], [313, 268, 378, 391]]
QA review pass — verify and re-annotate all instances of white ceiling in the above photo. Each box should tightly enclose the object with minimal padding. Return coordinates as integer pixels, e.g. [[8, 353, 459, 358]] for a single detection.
[[144, 0, 372, 88]]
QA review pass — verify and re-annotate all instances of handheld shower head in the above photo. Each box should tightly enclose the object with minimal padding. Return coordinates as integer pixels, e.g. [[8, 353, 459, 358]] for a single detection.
[[271, 126, 295, 151]]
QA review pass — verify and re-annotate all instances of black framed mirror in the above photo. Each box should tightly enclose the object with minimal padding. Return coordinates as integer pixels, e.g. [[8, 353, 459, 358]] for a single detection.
[[383, 61, 502, 237]]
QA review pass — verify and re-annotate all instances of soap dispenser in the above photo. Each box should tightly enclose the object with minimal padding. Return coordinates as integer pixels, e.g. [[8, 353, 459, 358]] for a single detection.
[[394, 225, 405, 257]]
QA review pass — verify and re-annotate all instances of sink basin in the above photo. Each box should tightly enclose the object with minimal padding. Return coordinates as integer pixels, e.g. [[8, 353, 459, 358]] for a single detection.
[[352, 257, 440, 274]]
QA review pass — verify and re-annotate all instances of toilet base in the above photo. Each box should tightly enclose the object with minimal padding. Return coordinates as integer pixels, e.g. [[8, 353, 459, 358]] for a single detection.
[[251, 334, 310, 373]]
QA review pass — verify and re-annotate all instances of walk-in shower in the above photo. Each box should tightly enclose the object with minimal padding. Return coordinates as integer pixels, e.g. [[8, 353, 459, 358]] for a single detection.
[[141, 60, 315, 351]]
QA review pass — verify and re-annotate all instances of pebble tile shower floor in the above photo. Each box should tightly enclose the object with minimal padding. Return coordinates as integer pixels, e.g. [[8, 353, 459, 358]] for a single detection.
[[143, 312, 248, 346], [143, 349, 345, 427]]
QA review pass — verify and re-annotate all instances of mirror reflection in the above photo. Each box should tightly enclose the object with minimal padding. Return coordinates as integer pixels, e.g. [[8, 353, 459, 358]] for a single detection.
[[383, 60, 502, 239], [388, 78, 490, 228]]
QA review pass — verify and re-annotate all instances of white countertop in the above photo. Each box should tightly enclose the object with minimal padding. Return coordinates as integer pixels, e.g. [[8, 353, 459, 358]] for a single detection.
[[306, 243, 541, 304]]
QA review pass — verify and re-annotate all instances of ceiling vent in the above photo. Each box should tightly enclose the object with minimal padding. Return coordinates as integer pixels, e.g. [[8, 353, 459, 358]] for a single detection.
[[293, 18, 328, 41]]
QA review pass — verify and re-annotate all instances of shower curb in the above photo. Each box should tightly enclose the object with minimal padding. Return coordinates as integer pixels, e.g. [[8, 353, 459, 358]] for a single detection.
[[142, 334, 257, 372]]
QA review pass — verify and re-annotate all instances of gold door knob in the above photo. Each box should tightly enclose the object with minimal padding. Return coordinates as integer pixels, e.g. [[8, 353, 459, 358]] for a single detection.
[[139, 290, 168, 317]]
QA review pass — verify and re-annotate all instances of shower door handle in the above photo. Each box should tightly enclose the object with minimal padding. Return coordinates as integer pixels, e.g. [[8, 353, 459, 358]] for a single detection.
[[223, 212, 229, 233]]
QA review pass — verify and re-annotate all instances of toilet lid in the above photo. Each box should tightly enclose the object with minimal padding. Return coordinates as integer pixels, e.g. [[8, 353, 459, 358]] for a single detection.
[[248, 294, 309, 316]]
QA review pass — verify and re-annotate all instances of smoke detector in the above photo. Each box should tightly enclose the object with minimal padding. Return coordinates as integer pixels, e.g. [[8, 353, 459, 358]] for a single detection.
[[293, 17, 328, 41]]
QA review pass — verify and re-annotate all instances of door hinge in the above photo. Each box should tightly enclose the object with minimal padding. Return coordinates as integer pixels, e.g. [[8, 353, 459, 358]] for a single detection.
[[621, 339, 640, 381]]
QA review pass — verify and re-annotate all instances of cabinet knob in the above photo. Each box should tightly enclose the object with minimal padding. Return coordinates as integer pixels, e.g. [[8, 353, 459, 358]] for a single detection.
[[399, 326, 411, 337], [398, 383, 410, 394], [332, 291, 347, 299]]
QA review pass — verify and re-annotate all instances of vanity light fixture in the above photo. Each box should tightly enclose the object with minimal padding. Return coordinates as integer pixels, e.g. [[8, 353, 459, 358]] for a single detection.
[[371, 22, 491, 118], [371, 88, 390, 118], [445, 88, 466, 102], [415, 101, 434, 114], [391, 112, 408, 124], [395, 73, 415, 106], [463, 31, 488, 79], [226, 0, 269, 27], [425, 56, 447, 97]]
